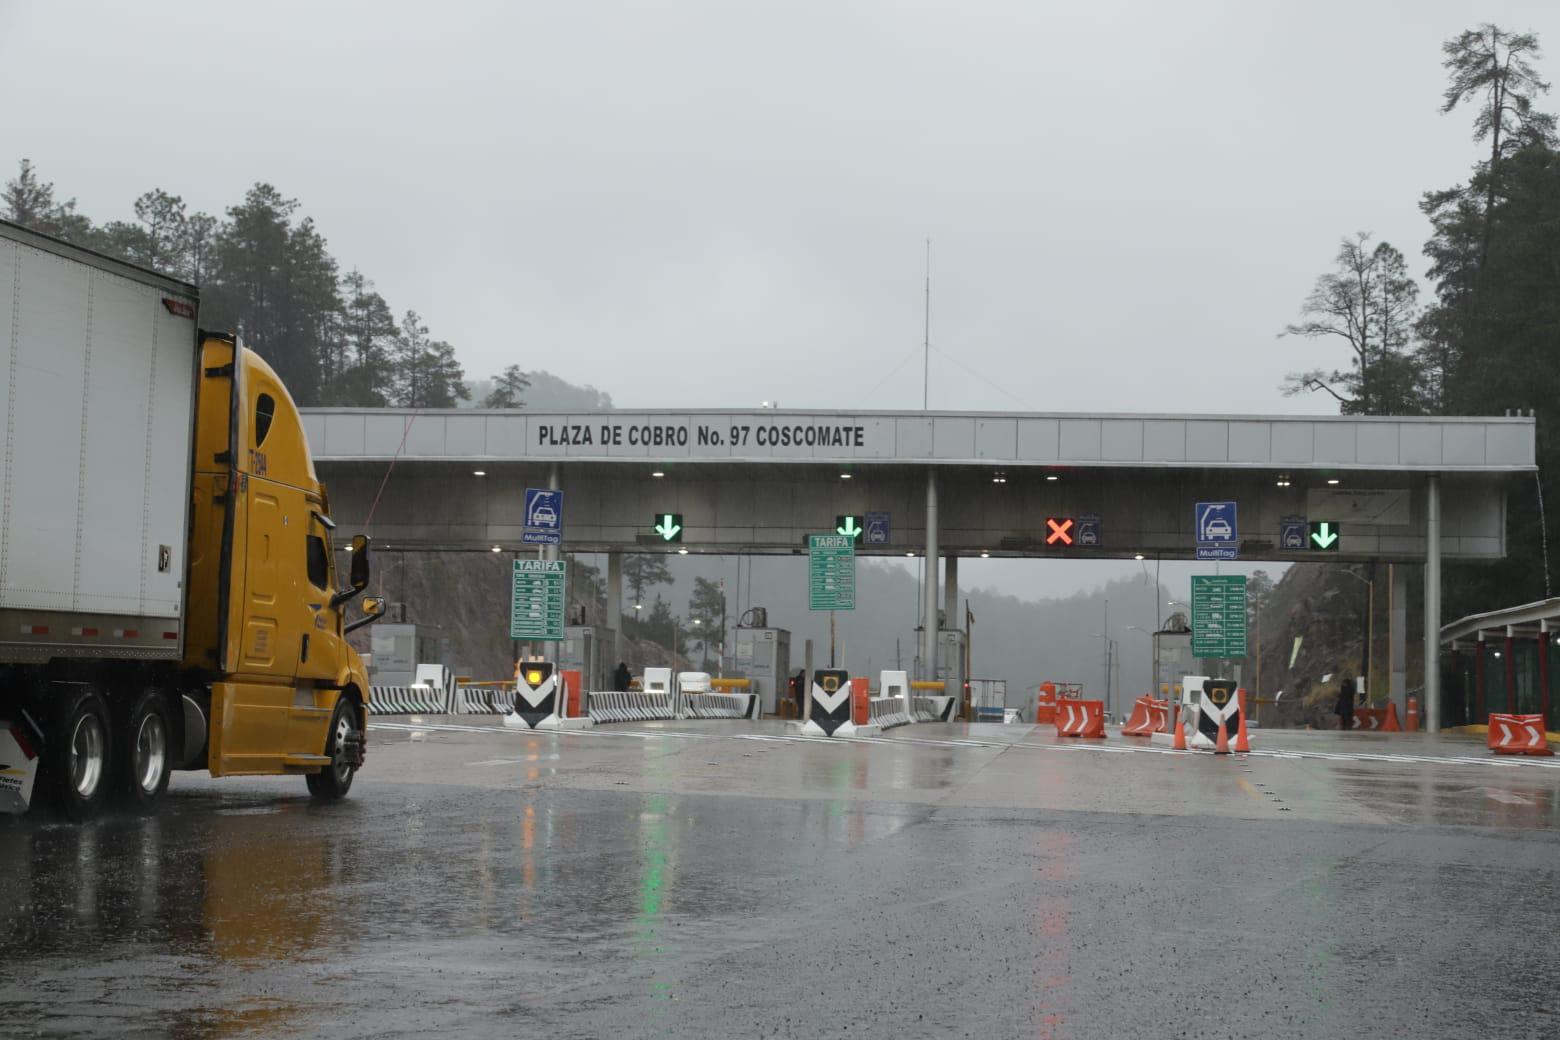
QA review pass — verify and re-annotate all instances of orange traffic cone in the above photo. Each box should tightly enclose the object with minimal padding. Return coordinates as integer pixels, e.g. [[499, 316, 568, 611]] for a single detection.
[[1215, 717, 1230, 755], [1173, 716, 1188, 751], [1405, 696, 1421, 732], [1235, 689, 1251, 753]]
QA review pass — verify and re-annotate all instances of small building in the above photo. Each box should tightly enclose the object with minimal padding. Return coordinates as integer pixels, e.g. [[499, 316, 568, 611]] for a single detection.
[[1440, 598, 1559, 730]]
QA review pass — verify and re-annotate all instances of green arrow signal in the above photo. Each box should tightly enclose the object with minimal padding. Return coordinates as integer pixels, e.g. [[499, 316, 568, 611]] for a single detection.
[[655, 514, 683, 542], [836, 515, 863, 540], [1310, 521, 1339, 550]]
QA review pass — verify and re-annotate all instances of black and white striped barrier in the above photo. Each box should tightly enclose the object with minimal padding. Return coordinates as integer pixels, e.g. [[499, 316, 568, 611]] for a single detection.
[[587, 691, 675, 722], [683, 693, 760, 720], [911, 696, 957, 723], [869, 696, 914, 730], [368, 684, 452, 715], [455, 685, 515, 715], [1191, 677, 1241, 750]]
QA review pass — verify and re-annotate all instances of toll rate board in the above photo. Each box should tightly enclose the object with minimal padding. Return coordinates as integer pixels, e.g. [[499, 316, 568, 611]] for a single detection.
[[511, 559, 567, 641]]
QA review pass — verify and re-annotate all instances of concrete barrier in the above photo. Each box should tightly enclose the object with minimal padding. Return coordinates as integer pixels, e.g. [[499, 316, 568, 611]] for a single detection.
[[911, 695, 956, 722], [455, 684, 514, 715], [684, 693, 760, 719], [367, 684, 449, 715], [588, 691, 675, 723], [869, 696, 914, 729]]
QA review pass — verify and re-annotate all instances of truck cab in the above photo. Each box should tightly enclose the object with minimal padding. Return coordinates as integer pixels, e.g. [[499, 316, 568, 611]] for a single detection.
[[182, 333, 382, 792]]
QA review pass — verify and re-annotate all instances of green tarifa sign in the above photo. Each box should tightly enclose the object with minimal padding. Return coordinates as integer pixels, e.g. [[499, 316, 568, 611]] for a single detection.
[[511, 559, 567, 641], [1191, 574, 1248, 658], [808, 534, 856, 611]]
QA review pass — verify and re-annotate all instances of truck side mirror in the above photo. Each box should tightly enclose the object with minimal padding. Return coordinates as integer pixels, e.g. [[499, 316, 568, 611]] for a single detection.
[[346, 595, 385, 633], [349, 534, 371, 590], [333, 536, 372, 608]]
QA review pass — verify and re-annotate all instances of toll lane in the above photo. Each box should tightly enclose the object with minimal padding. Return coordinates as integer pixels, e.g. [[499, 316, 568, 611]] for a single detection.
[[2, 721, 1557, 1039]]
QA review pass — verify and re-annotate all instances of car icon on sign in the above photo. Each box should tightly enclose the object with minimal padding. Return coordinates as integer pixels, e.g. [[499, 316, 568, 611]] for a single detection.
[[1282, 529, 1304, 549], [1078, 528, 1098, 546], [530, 504, 558, 526], [1204, 517, 1233, 541]]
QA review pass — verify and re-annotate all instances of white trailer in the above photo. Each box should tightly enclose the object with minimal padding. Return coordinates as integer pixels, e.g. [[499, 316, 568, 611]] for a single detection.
[[0, 220, 199, 814]]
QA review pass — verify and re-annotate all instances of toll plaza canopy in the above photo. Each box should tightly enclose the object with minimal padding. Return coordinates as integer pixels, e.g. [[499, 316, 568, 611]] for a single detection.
[[303, 406, 1535, 732], [303, 408, 1531, 561]]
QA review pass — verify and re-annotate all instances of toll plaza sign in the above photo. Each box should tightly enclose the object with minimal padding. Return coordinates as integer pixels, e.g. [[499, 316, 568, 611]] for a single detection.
[[535, 420, 867, 450], [1191, 575, 1247, 658]]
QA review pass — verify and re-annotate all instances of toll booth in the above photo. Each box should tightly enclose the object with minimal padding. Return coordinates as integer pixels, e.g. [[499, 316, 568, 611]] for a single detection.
[[560, 625, 616, 692], [734, 625, 791, 715], [368, 623, 451, 687], [1153, 624, 1195, 703]]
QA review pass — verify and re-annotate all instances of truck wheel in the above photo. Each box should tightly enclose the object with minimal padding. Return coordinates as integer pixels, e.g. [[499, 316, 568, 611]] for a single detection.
[[43, 686, 112, 821], [116, 688, 172, 811], [306, 697, 361, 802]]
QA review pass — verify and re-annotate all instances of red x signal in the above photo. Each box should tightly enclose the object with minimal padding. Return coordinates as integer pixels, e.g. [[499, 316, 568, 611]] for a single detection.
[[1045, 517, 1074, 546]]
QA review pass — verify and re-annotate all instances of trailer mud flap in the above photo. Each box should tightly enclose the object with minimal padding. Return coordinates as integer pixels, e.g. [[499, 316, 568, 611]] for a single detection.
[[0, 720, 42, 814]]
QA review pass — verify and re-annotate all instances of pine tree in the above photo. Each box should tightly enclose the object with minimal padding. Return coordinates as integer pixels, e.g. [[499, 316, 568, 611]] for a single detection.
[[483, 365, 531, 408]]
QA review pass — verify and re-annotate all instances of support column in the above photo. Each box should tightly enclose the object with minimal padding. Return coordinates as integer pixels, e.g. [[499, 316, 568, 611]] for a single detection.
[[1505, 627, 1517, 715], [944, 555, 959, 632], [1389, 563, 1407, 717], [544, 464, 561, 563], [607, 551, 623, 673], [1540, 622, 1552, 731], [1474, 633, 1487, 721], [921, 469, 939, 683], [1424, 473, 1442, 733]]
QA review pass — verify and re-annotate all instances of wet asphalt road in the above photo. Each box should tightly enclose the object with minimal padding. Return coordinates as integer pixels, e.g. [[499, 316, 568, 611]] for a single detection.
[[3, 720, 1559, 1039]]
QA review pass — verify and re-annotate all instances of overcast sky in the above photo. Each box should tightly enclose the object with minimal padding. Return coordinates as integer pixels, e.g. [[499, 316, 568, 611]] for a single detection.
[[3, 0, 1553, 601]]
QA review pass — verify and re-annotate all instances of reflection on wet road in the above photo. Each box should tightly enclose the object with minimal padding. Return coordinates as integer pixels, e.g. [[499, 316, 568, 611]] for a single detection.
[[2, 721, 1558, 1038]]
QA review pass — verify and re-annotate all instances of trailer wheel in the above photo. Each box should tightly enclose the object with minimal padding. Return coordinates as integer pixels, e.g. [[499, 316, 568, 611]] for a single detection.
[[42, 686, 112, 821], [115, 688, 172, 811], [306, 696, 361, 802]]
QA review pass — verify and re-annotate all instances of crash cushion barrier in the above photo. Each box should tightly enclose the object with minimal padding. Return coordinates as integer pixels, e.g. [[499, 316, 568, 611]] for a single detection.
[[1350, 703, 1402, 731], [1488, 714, 1555, 756], [368, 684, 451, 715], [1189, 680, 1242, 750], [1122, 696, 1169, 736], [588, 691, 675, 723], [507, 662, 559, 728], [869, 696, 914, 730], [912, 695, 957, 723], [801, 669, 855, 737], [455, 684, 515, 715], [1054, 699, 1106, 738], [684, 693, 761, 720]]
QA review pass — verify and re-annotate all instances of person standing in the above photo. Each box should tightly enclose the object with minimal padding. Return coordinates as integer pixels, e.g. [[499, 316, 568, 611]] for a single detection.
[[613, 661, 632, 693], [1335, 676, 1356, 731]]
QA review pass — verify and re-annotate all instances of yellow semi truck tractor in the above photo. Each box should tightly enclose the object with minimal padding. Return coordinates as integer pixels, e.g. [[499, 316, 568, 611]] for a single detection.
[[0, 219, 384, 820]]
